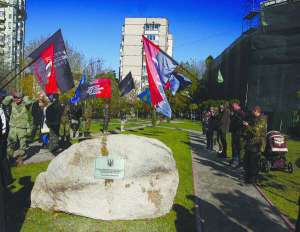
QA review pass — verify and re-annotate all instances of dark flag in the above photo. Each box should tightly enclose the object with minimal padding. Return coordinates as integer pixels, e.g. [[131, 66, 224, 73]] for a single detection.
[[119, 72, 135, 97], [29, 29, 74, 94]]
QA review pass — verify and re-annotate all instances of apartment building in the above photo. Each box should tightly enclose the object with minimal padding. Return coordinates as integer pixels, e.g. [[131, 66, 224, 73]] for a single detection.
[[0, 0, 26, 79], [119, 17, 173, 91]]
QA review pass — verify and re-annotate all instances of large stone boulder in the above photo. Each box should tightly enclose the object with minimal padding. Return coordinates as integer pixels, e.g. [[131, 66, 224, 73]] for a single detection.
[[31, 134, 179, 220]]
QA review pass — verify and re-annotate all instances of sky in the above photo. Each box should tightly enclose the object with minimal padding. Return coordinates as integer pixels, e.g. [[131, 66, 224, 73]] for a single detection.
[[26, 0, 247, 71]]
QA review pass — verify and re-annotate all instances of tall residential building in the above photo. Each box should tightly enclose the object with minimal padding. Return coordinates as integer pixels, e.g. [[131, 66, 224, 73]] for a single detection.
[[119, 17, 173, 91], [0, 0, 26, 80]]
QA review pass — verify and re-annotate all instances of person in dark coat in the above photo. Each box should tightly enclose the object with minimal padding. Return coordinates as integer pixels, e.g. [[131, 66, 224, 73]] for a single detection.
[[30, 94, 44, 142], [0, 167, 6, 232], [0, 97, 13, 188], [217, 102, 231, 158], [46, 94, 62, 153], [207, 107, 218, 150], [69, 102, 82, 138], [229, 103, 244, 167]]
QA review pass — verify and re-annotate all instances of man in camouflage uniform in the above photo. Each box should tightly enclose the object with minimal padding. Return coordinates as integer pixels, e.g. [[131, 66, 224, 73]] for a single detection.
[[2, 93, 32, 164], [243, 106, 267, 184]]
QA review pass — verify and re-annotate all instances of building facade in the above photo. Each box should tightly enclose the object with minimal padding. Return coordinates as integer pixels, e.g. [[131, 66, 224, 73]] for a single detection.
[[206, 0, 300, 131], [0, 0, 26, 80], [119, 17, 173, 91]]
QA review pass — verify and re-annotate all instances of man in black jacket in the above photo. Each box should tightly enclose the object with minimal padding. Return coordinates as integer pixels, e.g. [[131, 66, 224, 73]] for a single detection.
[[217, 102, 231, 158], [0, 93, 13, 187], [46, 94, 62, 153], [229, 103, 244, 167], [30, 94, 44, 142]]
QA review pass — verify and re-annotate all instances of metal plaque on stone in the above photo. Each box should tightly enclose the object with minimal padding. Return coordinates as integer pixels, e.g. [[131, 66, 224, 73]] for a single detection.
[[94, 156, 125, 179]]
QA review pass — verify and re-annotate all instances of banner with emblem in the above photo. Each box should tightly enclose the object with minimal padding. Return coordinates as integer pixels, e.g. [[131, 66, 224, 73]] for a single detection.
[[29, 29, 74, 94], [70, 78, 111, 103]]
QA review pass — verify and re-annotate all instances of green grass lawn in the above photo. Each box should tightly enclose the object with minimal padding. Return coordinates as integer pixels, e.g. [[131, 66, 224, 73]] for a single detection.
[[90, 119, 151, 133], [160, 119, 202, 131], [257, 138, 300, 224], [7, 126, 196, 232]]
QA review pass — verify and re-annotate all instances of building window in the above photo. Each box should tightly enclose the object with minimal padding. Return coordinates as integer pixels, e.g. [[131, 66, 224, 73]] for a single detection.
[[0, 11, 4, 17], [144, 23, 160, 31], [147, 34, 157, 41]]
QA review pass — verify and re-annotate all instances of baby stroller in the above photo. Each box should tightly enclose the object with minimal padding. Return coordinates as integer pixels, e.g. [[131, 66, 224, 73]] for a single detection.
[[260, 131, 293, 173]]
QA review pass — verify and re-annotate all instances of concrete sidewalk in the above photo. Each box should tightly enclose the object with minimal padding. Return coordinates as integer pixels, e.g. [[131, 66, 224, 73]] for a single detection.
[[189, 131, 290, 232]]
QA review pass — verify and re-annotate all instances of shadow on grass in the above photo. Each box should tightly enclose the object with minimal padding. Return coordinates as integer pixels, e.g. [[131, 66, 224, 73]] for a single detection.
[[6, 176, 33, 232], [295, 158, 300, 168], [258, 175, 287, 191]]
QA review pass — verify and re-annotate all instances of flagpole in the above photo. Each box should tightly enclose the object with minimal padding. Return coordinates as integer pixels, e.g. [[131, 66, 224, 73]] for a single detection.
[[0, 59, 36, 90]]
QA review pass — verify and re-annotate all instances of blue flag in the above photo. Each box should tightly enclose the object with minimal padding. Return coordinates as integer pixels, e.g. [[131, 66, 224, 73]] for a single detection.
[[137, 88, 151, 106], [69, 74, 87, 104]]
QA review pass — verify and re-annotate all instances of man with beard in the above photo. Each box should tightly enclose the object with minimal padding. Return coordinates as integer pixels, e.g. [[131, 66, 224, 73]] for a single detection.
[[243, 106, 267, 184], [46, 94, 62, 153]]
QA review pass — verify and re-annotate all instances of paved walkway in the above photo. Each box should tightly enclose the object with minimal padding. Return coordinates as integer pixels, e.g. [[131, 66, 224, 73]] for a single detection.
[[189, 131, 290, 232], [22, 141, 55, 165]]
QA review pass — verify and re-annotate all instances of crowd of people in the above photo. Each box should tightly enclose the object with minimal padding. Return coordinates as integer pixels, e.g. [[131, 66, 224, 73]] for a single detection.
[[202, 102, 268, 184], [0, 91, 93, 167]]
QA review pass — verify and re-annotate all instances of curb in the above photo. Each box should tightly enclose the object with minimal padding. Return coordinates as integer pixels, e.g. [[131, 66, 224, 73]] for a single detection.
[[254, 183, 295, 232], [190, 133, 203, 232]]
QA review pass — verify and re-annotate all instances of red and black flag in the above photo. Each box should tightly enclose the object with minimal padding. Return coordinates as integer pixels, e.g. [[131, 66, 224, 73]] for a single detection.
[[29, 29, 74, 94]]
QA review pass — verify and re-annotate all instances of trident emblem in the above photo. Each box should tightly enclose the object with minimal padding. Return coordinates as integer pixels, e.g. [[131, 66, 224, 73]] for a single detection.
[[107, 159, 114, 167]]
